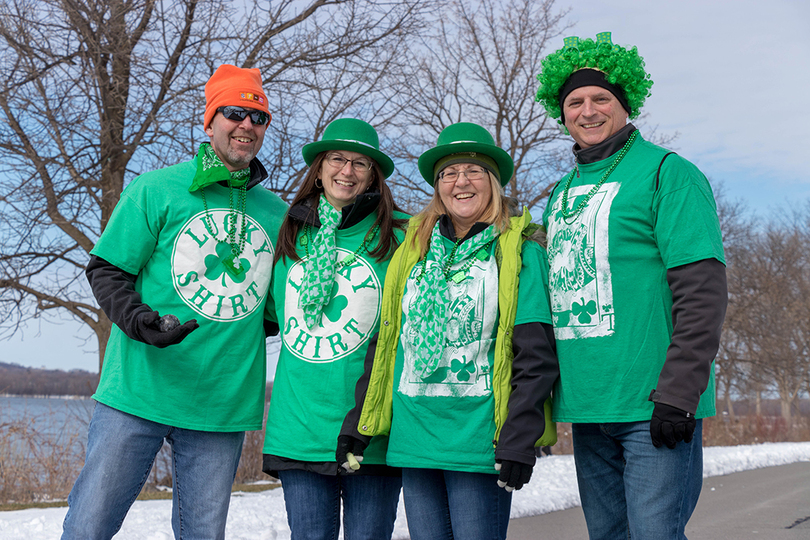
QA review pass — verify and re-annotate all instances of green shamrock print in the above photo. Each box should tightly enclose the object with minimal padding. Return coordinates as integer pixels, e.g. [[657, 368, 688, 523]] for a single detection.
[[451, 356, 475, 382], [204, 242, 251, 285], [321, 282, 349, 326], [571, 296, 597, 324]]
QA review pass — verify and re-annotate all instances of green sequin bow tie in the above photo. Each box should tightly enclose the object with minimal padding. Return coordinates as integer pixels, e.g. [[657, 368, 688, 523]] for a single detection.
[[408, 221, 499, 379], [188, 143, 250, 192]]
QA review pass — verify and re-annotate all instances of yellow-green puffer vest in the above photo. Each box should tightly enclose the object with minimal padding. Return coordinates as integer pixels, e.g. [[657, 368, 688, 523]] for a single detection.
[[356, 208, 556, 449]]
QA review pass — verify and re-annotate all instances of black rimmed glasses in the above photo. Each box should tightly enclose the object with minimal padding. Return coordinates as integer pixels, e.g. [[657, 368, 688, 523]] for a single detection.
[[217, 106, 271, 126], [439, 167, 487, 183], [325, 153, 373, 173]]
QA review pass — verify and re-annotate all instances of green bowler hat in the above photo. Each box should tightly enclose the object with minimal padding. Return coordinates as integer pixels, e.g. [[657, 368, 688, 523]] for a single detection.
[[302, 118, 395, 178], [418, 122, 514, 187]]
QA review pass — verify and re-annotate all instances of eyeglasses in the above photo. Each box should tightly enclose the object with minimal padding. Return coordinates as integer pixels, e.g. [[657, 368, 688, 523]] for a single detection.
[[217, 106, 271, 126], [325, 153, 373, 173], [439, 167, 487, 183]]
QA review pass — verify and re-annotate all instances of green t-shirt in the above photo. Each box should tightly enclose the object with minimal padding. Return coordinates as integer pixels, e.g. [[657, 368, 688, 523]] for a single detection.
[[542, 135, 725, 423], [91, 158, 288, 431], [262, 211, 407, 464], [386, 235, 552, 474]]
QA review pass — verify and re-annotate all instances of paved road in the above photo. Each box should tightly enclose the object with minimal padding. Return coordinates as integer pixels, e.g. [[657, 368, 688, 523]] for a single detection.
[[506, 461, 810, 539]]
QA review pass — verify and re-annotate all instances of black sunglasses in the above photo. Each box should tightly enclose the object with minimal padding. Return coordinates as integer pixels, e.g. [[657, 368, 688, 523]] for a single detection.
[[216, 106, 271, 126]]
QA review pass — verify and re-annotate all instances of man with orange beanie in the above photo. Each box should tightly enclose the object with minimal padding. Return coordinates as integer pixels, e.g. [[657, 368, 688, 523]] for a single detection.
[[62, 65, 288, 540]]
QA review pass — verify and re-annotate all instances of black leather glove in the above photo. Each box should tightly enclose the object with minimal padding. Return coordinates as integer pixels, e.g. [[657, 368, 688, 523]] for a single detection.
[[134, 311, 199, 348], [650, 402, 696, 449], [336, 435, 369, 473], [495, 459, 533, 491]]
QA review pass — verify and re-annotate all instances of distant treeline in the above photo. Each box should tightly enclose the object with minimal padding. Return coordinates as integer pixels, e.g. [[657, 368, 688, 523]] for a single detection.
[[0, 362, 275, 399], [0, 362, 98, 397]]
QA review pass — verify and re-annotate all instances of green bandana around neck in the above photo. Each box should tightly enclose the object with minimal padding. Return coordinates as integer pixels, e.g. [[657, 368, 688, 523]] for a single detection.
[[188, 143, 251, 192], [409, 220, 499, 378], [298, 195, 342, 329]]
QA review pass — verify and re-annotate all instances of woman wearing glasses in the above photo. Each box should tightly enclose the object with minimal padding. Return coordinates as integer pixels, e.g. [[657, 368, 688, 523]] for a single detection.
[[338, 123, 559, 540], [262, 118, 407, 540]]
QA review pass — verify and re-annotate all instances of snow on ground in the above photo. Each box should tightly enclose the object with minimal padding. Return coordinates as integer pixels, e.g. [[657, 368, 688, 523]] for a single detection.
[[2, 442, 809, 539]]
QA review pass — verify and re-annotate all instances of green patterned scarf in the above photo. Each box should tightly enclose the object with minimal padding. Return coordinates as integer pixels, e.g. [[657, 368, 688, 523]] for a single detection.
[[298, 195, 342, 328], [409, 221, 499, 378], [188, 143, 251, 192]]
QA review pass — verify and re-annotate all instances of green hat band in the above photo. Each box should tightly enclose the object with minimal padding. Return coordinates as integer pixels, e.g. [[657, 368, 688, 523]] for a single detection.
[[433, 153, 500, 183], [328, 138, 378, 151]]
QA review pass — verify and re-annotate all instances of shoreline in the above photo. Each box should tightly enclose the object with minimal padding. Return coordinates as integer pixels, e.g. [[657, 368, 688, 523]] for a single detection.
[[0, 394, 93, 400]]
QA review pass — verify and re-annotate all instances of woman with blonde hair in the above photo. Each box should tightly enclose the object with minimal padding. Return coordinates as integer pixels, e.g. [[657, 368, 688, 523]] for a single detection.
[[338, 122, 559, 540]]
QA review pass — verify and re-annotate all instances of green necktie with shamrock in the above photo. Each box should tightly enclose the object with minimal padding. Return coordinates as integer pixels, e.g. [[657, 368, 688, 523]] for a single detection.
[[299, 195, 341, 329]]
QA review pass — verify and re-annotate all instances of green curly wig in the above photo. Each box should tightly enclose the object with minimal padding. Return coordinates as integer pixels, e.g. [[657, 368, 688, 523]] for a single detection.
[[535, 32, 653, 124]]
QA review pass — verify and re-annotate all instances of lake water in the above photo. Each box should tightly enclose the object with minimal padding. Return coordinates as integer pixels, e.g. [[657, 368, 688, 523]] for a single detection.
[[0, 395, 95, 460], [0, 396, 180, 500], [0, 395, 95, 428]]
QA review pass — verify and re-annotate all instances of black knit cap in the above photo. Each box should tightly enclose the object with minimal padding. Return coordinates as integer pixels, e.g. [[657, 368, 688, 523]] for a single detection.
[[559, 69, 631, 123]]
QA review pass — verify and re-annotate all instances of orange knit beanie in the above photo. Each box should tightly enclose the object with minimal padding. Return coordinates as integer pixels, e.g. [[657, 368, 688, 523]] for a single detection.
[[204, 65, 270, 130]]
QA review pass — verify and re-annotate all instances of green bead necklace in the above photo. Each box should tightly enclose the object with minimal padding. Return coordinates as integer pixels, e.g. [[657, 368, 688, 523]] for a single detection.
[[301, 222, 381, 269], [201, 181, 249, 275], [415, 238, 494, 284], [560, 130, 638, 222]]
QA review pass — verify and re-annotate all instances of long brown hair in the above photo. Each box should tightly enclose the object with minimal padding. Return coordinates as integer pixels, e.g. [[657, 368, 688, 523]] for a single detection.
[[410, 171, 511, 259], [274, 152, 407, 264]]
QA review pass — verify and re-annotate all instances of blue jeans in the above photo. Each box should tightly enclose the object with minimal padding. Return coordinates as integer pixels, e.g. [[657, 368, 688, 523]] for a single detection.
[[572, 420, 703, 540], [278, 469, 401, 540], [62, 402, 244, 540], [401, 468, 512, 540]]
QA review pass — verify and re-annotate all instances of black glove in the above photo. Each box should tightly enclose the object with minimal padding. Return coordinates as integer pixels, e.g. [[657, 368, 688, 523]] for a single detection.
[[263, 319, 280, 337], [336, 435, 369, 473], [495, 459, 533, 491], [650, 402, 696, 449], [135, 311, 199, 348]]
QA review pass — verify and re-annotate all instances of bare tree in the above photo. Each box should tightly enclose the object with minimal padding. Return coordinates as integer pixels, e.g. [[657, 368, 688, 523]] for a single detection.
[[724, 211, 810, 421], [0, 0, 436, 370], [712, 183, 751, 420], [380, 0, 570, 213]]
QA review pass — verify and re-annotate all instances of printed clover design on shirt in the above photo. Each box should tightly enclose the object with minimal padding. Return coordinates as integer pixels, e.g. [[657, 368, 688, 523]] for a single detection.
[[204, 242, 251, 286], [420, 366, 450, 384], [548, 224, 593, 292], [321, 283, 349, 326], [571, 297, 597, 324], [451, 356, 475, 382]]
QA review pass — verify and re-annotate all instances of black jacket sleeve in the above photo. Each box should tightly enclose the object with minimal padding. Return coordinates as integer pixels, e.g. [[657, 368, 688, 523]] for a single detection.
[[495, 322, 559, 465], [86, 255, 199, 347], [338, 331, 377, 445], [86, 255, 156, 339], [650, 258, 728, 414]]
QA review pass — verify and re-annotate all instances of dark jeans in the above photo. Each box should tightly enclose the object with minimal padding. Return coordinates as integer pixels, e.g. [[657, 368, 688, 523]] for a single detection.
[[401, 468, 512, 540], [573, 420, 703, 540], [278, 469, 401, 540]]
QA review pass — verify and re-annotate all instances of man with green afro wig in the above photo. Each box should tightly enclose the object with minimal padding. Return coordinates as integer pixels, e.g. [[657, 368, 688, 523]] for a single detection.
[[536, 32, 653, 125], [536, 32, 728, 539]]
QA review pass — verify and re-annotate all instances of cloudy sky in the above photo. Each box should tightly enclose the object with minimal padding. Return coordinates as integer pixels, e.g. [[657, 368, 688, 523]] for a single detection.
[[571, 0, 810, 208], [4, 0, 809, 374]]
